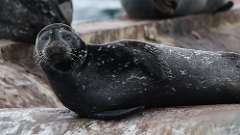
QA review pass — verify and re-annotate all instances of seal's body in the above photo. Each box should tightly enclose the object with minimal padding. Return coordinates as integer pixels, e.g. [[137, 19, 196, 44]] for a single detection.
[[175, 0, 233, 15], [35, 24, 240, 119], [121, 0, 233, 19], [121, 0, 170, 19]]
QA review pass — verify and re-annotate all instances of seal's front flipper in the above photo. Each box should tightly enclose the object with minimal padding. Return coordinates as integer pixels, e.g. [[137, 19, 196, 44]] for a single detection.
[[89, 106, 145, 120], [221, 52, 240, 68], [215, 1, 234, 13], [221, 52, 240, 60]]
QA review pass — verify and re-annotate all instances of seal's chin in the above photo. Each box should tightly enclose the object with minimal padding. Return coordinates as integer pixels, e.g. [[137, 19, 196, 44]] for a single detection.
[[43, 50, 74, 72], [52, 58, 73, 72]]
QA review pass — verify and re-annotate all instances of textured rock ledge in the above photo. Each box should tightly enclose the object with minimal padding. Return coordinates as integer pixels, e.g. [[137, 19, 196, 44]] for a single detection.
[[0, 60, 61, 108], [1, 105, 240, 135]]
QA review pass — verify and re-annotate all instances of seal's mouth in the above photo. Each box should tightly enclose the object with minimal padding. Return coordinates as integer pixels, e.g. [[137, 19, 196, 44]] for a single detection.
[[53, 58, 73, 72], [41, 41, 87, 72], [39, 41, 74, 72]]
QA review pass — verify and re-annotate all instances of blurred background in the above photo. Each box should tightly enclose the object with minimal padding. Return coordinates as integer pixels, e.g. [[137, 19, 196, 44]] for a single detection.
[[72, 0, 124, 23]]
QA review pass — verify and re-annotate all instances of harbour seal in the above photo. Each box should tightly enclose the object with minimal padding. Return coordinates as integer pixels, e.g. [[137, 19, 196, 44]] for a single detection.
[[121, 0, 233, 19], [35, 23, 240, 119], [0, 0, 73, 43], [120, 0, 173, 19]]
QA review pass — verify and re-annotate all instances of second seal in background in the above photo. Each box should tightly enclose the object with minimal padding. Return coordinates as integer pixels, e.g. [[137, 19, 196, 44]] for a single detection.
[[121, 0, 234, 19]]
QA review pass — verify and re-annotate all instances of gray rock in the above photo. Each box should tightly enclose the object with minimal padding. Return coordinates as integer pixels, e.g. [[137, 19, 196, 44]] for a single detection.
[[0, 60, 61, 108], [0, 0, 73, 43], [1, 105, 240, 135]]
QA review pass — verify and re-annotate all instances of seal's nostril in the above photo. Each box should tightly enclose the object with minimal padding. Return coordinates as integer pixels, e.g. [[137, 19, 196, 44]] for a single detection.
[[55, 46, 66, 53], [44, 45, 67, 59]]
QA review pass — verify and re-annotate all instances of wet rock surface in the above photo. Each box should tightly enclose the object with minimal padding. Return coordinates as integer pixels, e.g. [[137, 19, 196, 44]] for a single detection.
[[0, 60, 61, 108], [1, 105, 240, 135], [0, 0, 72, 43]]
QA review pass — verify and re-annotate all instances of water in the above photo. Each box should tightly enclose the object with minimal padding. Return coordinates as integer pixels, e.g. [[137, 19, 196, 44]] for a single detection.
[[72, 0, 124, 23]]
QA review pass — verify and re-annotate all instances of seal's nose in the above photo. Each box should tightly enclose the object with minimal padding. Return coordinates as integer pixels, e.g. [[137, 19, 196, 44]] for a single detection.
[[46, 45, 66, 56], [44, 41, 67, 59]]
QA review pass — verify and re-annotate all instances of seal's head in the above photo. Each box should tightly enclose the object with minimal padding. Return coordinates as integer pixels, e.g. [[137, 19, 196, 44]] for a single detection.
[[35, 23, 87, 72]]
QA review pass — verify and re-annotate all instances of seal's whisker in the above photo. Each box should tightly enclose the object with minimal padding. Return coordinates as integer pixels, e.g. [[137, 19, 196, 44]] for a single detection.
[[35, 54, 47, 65], [68, 51, 78, 57], [67, 52, 80, 60]]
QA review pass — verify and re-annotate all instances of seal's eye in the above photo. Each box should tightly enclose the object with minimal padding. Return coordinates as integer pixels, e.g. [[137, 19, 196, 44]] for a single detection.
[[41, 34, 50, 41], [62, 34, 72, 42]]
